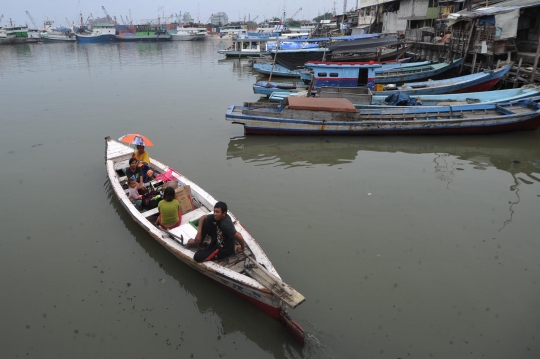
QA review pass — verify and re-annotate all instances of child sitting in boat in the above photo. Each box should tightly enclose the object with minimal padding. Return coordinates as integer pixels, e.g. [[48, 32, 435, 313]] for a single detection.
[[127, 178, 143, 209], [125, 158, 155, 191], [156, 187, 182, 230]]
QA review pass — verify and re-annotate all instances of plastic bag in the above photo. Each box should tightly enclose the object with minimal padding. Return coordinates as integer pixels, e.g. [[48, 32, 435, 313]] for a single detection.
[[155, 167, 179, 183]]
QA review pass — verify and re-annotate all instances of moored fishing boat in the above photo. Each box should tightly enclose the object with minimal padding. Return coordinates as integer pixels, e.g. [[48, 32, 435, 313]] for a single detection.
[[254, 57, 418, 78], [76, 24, 116, 43], [218, 36, 269, 57], [171, 26, 207, 41], [218, 24, 248, 38], [253, 62, 305, 77], [225, 96, 540, 135], [304, 58, 463, 85], [3, 26, 28, 44], [269, 86, 540, 106], [26, 29, 42, 43], [0, 28, 16, 44], [115, 25, 172, 41], [41, 20, 77, 42], [104, 137, 306, 343], [254, 64, 512, 97]]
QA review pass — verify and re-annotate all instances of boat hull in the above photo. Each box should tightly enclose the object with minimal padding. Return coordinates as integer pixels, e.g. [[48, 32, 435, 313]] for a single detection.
[[226, 98, 540, 136], [76, 34, 115, 43], [104, 138, 305, 342], [0, 36, 16, 45], [115, 34, 172, 41], [218, 50, 268, 58], [171, 34, 206, 41], [253, 62, 302, 77], [240, 116, 540, 135], [42, 36, 76, 43], [107, 156, 283, 314]]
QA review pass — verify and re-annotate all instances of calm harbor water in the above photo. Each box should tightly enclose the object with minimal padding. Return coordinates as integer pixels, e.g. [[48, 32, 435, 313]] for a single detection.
[[1, 40, 540, 358]]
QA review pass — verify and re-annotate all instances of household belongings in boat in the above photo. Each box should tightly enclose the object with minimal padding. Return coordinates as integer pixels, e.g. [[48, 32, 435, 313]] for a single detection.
[[105, 137, 306, 343], [225, 96, 540, 136], [253, 65, 512, 97]]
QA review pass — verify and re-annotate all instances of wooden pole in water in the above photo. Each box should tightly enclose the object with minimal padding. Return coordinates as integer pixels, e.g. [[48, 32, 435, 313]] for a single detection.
[[513, 57, 522, 88], [268, 37, 279, 83], [529, 33, 540, 84], [460, 19, 475, 74]]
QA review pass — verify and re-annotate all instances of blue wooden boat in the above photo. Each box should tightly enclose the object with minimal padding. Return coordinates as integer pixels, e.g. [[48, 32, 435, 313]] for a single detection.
[[304, 58, 463, 85], [366, 86, 540, 107], [372, 65, 511, 96], [254, 58, 420, 78], [253, 62, 305, 78], [254, 65, 511, 97], [226, 96, 540, 136], [268, 86, 540, 106]]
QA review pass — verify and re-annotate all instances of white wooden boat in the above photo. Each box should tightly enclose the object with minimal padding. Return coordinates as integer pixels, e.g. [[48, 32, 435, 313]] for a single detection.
[[105, 137, 306, 343], [171, 27, 207, 41], [218, 36, 269, 58]]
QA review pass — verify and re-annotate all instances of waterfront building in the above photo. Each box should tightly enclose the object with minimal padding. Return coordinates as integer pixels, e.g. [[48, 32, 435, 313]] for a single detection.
[[210, 12, 228, 26]]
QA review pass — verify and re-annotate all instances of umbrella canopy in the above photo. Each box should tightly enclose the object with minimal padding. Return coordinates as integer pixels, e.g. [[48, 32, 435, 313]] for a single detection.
[[118, 133, 154, 147]]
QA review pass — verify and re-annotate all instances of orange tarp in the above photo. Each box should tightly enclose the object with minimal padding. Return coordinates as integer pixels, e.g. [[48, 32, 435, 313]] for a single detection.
[[287, 97, 357, 113]]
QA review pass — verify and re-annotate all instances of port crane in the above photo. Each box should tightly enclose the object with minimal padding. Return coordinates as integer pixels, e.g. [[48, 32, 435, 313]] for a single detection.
[[289, 7, 302, 20], [25, 11, 39, 29], [101, 6, 110, 22]]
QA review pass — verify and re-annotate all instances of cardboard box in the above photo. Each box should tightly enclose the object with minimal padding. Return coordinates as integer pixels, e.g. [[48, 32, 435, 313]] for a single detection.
[[174, 185, 194, 214]]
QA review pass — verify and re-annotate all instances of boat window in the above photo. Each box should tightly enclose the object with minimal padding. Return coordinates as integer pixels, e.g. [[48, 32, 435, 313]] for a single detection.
[[329, 73, 339, 77], [317, 72, 327, 77], [358, 69, 368, 86]]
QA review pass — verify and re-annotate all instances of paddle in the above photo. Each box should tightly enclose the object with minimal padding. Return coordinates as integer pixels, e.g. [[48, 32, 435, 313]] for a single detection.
[[165, 229, 184, 245]]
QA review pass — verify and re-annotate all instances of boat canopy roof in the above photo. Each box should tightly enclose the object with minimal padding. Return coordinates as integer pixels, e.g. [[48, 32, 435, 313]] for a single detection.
[[328, 36, 399, 52], [285, 33, 381, 43]]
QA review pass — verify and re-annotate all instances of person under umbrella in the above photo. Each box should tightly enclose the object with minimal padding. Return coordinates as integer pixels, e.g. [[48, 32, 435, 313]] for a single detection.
[[119, 133, 155, 182], [118, 133, 154, 165], [133, 145, 150, 165]]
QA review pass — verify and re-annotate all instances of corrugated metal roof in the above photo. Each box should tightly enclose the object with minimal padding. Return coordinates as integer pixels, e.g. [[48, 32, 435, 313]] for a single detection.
[[449, 0, 540, 19]]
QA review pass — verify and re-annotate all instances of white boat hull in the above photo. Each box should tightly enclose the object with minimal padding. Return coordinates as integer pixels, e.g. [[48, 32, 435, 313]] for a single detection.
[[104, 137, 305, 342]]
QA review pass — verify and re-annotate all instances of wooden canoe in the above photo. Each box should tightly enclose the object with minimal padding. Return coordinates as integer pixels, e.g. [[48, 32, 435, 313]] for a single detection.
[[105, 137, 306, 343]]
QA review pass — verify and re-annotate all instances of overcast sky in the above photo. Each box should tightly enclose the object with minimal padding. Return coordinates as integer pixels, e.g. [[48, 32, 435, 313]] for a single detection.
[[2, 0, 359, 28]]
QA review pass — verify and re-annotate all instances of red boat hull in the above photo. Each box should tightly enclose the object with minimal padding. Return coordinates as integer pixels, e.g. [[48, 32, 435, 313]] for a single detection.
[[449, 78, 501, 94]]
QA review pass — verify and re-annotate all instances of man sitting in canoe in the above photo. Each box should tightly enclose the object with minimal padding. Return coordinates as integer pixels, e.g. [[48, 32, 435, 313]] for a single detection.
[[188, 201, 246, 262]]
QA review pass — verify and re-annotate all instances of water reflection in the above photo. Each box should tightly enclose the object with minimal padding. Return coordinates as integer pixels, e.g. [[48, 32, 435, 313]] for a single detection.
[[0, 40, 221, 74], [103, 180, 310, 356], [227, 133, 540, 230], [227, 133, 540, 176]]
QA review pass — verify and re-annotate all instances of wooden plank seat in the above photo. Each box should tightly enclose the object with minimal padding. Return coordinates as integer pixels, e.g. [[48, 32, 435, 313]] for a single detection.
[[158, 207, 211, 243]]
